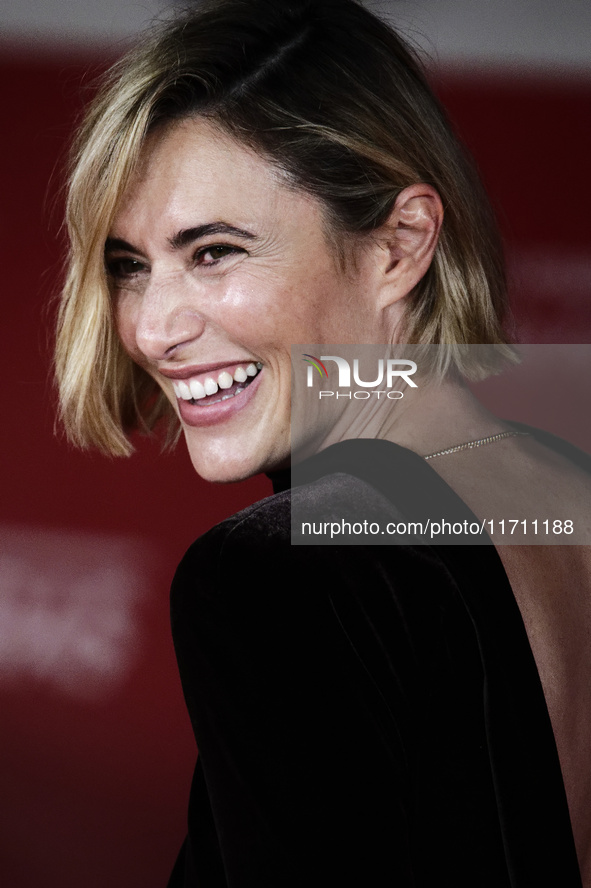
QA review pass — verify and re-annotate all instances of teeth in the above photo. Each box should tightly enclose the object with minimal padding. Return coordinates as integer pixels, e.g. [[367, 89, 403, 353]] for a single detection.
[[218, 370, 233, 389], [178, 380, 192, 400], [189, 379, 206, 400], [173, 363, 262, 403], [211, 389, 239, 405], [204, 377, 219, 396]]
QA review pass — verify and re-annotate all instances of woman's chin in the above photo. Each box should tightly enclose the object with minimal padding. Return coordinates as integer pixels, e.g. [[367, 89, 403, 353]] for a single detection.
[[186, 451, 252, 484], [185, 440, 288, 485]]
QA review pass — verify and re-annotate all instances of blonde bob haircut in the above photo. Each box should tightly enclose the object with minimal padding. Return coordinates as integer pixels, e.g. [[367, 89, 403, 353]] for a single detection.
[[56, 0, 511, 456]]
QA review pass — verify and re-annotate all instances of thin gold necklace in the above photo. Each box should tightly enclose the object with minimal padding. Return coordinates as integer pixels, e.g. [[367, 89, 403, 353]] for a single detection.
[[424, 430, 529, 461]]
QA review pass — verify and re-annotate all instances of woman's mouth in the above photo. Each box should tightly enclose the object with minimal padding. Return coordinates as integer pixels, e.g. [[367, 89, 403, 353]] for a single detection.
[[172, 362, 263, 407]]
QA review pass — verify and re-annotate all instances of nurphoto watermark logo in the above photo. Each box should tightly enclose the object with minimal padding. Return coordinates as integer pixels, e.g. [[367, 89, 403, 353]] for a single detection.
[[302, 353, 418, 400]]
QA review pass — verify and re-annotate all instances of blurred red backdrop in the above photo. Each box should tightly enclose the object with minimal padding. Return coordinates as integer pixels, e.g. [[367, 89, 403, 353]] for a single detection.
[[1, 44, 590, 888]]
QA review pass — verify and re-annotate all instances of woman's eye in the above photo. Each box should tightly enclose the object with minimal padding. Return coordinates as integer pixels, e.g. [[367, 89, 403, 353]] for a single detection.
[[105, 257, 146, 280], [195, 244, 244, 266]]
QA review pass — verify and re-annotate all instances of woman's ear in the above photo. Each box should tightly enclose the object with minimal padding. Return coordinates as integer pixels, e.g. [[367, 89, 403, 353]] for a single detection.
[[373, 183, 443, 309]]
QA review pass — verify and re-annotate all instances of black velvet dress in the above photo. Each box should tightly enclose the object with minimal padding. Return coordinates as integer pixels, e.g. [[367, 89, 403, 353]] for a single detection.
[[168, 424, 588, 887]]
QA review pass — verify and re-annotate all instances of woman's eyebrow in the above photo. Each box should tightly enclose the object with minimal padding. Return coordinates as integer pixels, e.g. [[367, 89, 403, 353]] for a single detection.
[[104, 223, 257, 257], [169, 221, 257, 249]]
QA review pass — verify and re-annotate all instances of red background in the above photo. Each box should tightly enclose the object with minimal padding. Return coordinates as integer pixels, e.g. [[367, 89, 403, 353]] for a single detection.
[[1, 46, 590, 887]]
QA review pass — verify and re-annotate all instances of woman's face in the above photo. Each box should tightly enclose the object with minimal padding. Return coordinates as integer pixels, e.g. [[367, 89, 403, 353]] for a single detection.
[[108, 118, 392, 481]]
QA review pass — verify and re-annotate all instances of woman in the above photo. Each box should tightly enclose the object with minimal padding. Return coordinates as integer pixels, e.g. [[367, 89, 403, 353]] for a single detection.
[[55, 0, 591, 885]]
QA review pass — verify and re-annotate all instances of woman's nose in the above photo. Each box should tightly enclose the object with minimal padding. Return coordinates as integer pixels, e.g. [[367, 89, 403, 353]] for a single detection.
[[134, 273, 206, 361]]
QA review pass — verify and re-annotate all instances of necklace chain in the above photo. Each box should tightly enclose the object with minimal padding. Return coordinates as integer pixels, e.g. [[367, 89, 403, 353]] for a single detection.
[[424, 430, 529, 461]]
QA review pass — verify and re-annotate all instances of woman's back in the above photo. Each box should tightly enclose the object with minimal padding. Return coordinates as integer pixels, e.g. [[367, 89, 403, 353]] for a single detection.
[[432, 433, 591, 883], [500, 544, 591, 883]]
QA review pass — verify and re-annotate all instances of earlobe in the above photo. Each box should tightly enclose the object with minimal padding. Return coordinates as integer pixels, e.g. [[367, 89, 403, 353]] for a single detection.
[[375, 183, 444, 306]]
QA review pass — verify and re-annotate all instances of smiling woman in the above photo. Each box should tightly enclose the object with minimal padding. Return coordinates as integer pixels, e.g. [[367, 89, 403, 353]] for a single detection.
[[105, 118, 404, 481], [55, 1, 591, 887]]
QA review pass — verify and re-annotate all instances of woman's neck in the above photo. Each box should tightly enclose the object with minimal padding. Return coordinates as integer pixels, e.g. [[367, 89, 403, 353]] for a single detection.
[[312, 376, 507, 459]]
